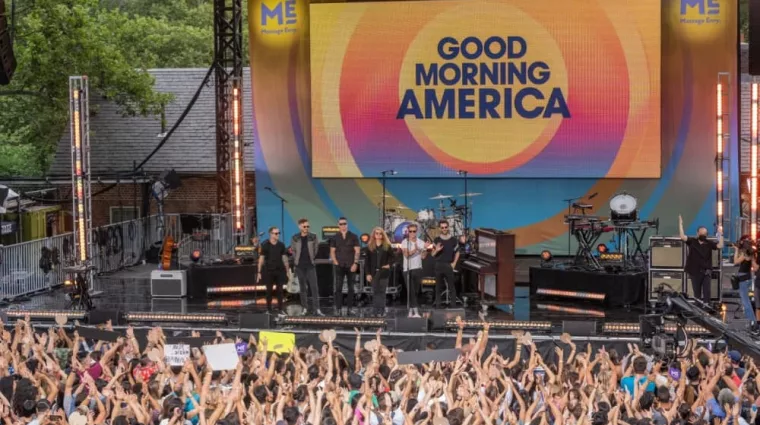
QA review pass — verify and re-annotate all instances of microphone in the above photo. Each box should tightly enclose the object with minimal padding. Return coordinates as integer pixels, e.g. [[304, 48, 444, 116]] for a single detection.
[[457, 170, 468, 176], [382, 170, 398, 175]]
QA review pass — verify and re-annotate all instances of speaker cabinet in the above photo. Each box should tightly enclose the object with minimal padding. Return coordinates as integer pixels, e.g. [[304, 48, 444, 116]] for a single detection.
[[650, 238, 684, 269], [0, 0, 15, 85], [685, 270, 722, 301], [562, 320, 596, 336], [151, 298, 187, 313], [151, 270, 187, 298], [430, 308, 465, 330], [649, 270, 685, 300], [239, 313, 272, 329]]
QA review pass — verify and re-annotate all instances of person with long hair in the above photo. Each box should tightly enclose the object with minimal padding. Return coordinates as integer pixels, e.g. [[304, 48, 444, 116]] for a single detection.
[[365, 227, 394, 316], [733, 239, 758, 331]]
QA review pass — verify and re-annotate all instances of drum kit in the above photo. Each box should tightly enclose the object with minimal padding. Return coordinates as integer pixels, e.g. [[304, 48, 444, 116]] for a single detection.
[[379, 193, 482, 242]]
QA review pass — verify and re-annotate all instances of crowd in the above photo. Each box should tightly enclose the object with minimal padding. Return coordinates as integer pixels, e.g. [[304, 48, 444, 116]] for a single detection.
[[0, 315, 757, 425]]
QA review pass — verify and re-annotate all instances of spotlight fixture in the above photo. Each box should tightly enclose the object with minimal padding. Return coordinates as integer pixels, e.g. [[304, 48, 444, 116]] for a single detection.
[[596, 243, 608, 253], [190, 249, 202, 263], [206, 285, 267, 294], [535, 288, 605, 301], [536, 304, 605, 318], [282, 316, 386, 327], [445, 320, 552, 332], [5, 310, 86, 320], [124, 312, 226, 323], [360, 233, 370, 244], [540, 250, 552, 261]]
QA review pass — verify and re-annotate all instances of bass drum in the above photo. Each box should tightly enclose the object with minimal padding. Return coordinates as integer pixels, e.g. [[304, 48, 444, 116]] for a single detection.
[[609, 193, 638, 222], [392, 221, 416, 243]]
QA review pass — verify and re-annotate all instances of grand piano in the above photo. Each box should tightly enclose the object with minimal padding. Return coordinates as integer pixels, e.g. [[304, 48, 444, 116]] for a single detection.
[[461, 228, 515, 305]]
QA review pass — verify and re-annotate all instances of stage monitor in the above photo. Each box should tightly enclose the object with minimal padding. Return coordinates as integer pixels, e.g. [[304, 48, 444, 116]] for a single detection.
[[310, 0, 661, 178]]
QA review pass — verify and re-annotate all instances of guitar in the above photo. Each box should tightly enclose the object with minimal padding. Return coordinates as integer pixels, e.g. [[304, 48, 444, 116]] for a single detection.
[[161, 235, 174, 270]]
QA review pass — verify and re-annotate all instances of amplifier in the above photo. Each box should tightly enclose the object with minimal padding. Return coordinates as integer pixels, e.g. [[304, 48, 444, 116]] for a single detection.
[[685, 270, 722, 302], [150, 270, 187, 298], [151, 297, 187, 313], [650, 238, 684, 269], [649, 270, 685, 300]]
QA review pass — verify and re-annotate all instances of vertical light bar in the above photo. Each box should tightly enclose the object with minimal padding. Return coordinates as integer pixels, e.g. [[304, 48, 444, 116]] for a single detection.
[[717, 83, 723, 220], [231, 78, 245, 233], [751, 83, 758, 240], [69, 76, 91, 266]]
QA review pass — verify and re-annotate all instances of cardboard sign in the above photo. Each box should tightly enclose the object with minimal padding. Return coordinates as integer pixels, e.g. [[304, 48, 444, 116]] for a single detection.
[[202, 343, 239, 371], [165, 336, 216, 348], [258, 331, 295, 354], [165, 344, 190, 366], [235, 342, 247, 356]]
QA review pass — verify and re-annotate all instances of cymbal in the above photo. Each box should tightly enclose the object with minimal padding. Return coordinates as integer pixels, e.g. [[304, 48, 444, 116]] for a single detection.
[[430, 194, 453, 200], [458, 192, 482, 197]]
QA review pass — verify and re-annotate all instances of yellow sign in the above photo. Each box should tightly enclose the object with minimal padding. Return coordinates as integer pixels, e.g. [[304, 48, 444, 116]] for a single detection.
[[258, 331, 295, 354]]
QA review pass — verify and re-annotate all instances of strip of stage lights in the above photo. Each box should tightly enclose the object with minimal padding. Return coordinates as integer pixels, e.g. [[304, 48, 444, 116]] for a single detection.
[[124, 312, 226, 323], [536, 304, 605, 318], [5, 310, 86, 320], [716, 82, 724, 224], [752, 82, 758, 240], [535, 288, 605, 301], [445, 320, 552, 331], [282, 316, 386, 327], [70, 77, 90, 263], [207, 299, 267, 308], [206, 285, 267, 294], [602, 322, 710, 336], [231, 78, 245, 234]]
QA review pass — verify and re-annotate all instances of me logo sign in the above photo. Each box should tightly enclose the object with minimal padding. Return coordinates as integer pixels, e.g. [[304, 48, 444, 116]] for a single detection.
[[261, 0, 297, 29], [680, 0, 721, 25]]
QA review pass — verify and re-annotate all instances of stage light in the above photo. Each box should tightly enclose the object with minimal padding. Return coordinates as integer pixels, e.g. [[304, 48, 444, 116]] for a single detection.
[[445, 320, 552, 332], [207, 299, 267, 308], [752, 82, 758, 241], [597, 243, 608, 253], [5, 310, 86, 320], [421, 277, 436, 286], [601, 322, 710, 336], [190, 249, 202, 263], [231, 78, 246, 234], [717, 82, 724, 223], [124, 312, 227, 323], [69, 77, 91, 265], [206, 285, 267, 294], [282, 316, 386, 327], [540, 250, 552, 261], [599, 252, 624, 262], [536, 304, 605, 318], [360, 233, 370, 244], [535, 288, 605, 301]]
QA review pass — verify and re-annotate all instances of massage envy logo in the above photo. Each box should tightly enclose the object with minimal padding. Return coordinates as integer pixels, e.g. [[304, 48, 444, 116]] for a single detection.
[[680, 0, 721, 25], [260, 0, 297, 35]]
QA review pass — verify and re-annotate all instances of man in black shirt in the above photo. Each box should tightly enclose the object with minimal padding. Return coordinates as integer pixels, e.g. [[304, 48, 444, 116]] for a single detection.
[[290, 218, 323, 316], [431, 219, 460, 308], [257, 227, 289, 313], [330, 217, 361, 315], [679, 215, 723, 303]]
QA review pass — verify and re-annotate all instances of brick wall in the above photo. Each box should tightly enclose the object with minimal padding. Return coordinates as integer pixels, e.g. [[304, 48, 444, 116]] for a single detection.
[[89, 173, 256, 227]]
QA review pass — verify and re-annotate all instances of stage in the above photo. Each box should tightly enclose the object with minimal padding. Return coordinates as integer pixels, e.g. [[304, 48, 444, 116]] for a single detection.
[[529, 266, 647, 307]]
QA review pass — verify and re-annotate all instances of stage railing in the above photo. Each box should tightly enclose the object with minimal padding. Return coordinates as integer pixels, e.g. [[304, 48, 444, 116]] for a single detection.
[[176, 213, 239, 261]]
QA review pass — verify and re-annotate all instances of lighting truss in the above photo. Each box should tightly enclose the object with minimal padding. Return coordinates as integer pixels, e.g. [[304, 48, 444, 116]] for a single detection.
[[445, 320, 552, 331], [536, 304, 605, 318], [124, 312, 227, 323], [231, 77, 246, 236], [602, 322, 710, 336], [69, 77, 93, 268], [753, 81, 759, 240], [535, 288, 605, 301], [206, 285, 267, 294], [282, 316, 386, 327], [5, 310, 87, 320]]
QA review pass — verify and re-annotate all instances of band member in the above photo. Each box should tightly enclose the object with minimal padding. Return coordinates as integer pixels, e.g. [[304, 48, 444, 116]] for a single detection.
[[432, 219, 460, 308], [402, 223, 426, 318], [366, 227, 393, 316], [678, 215, 723, 303], [330, 217, 361, 315], [257, 227, 288, 313], [291, 218, 323, 316], [732, 240, 756, 328]]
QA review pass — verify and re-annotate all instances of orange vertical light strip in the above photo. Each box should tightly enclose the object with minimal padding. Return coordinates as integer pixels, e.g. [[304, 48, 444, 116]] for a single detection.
[[73, 91, 86, 261], [717, 83, 723, 219], [751, 83, 758, 240], [232, 86, 242, 230]]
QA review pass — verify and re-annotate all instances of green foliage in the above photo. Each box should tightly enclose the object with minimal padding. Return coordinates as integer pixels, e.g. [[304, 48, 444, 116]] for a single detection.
[[741, 0, 749, 42], [0, 0, 237, 177]]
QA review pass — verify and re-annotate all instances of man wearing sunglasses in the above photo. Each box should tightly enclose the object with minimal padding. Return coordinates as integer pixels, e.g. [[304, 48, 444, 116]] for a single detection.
[[291, 218, 324, 316], [330, 217, 361, 315], [257, 226, 289, 314], [401, 223, 427, 318]]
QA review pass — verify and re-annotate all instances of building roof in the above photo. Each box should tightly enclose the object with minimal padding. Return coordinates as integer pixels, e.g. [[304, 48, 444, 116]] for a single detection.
[[48, 68, 254, 176]]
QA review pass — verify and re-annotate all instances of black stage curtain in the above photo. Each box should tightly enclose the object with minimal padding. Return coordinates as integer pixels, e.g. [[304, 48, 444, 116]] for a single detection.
[[187, 264, 257, 298], [291, 332, 633, 361], [529, 267, 645, 307]]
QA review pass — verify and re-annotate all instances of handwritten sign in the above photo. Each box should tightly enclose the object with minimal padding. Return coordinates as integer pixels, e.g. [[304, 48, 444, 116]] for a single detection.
[[164, 344, 190, 366]]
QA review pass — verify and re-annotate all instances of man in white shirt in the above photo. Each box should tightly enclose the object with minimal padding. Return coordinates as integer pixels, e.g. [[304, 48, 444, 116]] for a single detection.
[[401, 223, 427, 318]]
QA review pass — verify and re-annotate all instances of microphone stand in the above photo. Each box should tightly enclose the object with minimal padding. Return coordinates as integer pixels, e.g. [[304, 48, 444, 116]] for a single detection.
[[266, 187, 287, 237], [381, 171, 390, 231], [461, 171, 469, 235]]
